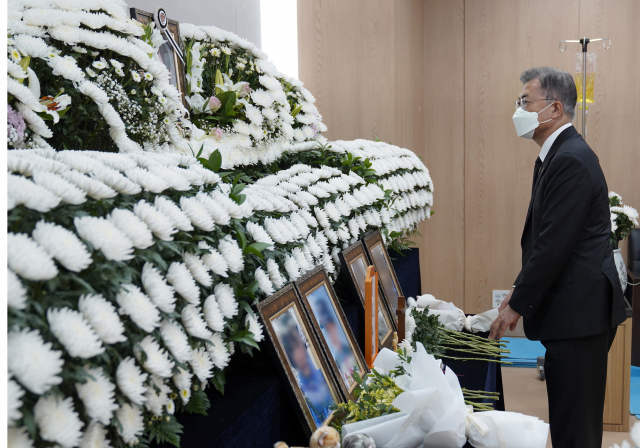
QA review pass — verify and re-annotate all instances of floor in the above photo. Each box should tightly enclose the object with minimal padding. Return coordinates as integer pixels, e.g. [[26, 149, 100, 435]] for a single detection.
[[501, 366, 638, 448]]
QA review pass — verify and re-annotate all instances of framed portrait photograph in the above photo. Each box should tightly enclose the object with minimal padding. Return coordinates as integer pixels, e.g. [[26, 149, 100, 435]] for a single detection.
[[364, 229, 404, 321], [130, 8, 187, 107], [295, 267, 368, 401], [257, 284, 342, 435], [364, 265, 378, 368], [339, 240, 396, 349]]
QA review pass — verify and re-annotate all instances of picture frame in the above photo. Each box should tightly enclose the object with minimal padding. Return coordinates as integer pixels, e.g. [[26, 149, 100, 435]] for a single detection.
[[257, 284, 342, 436], [338, 240, 396, 349], [364, 266, 378, 368], [129, 8, 187, 107], [295, 266, 368, 401], [363, 229, 404, 321]]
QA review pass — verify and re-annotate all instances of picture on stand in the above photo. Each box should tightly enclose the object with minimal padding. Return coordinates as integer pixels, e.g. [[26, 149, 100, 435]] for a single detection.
[[364, 230, 404, 319], [295, 267, 367, 400], [258, 285, 342, 434], [130, 8, 187, 106], [339, 241, 396, 349]]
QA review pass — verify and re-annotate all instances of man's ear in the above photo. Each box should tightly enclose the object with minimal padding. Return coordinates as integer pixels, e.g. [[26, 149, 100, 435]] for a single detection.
[[553, 101, 564, 118]]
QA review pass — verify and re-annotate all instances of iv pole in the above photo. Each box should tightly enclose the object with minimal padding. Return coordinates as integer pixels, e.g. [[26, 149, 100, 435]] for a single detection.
[[559, 37, 611, 140]]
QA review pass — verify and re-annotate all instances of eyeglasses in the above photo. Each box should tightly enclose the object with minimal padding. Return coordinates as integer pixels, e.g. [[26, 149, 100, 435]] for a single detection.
[[514, 98, 556, 111]]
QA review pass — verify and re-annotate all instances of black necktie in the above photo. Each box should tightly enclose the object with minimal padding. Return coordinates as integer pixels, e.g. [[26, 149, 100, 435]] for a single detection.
[[532, 157, 542, 195]]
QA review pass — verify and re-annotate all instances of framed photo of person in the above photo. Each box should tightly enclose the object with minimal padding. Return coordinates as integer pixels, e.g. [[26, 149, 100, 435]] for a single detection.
[[339, 240, 396, 349], [129, 7, 187, 107], [257, 284, 342, 435], [294, 267, 368, 401], [364, 229, 404, 322]]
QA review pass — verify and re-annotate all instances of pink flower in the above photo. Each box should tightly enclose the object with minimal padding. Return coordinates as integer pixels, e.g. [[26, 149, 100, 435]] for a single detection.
[[212, 128, 223, 141], [207, 96, 221, 112], [238, 84, 253, 99]]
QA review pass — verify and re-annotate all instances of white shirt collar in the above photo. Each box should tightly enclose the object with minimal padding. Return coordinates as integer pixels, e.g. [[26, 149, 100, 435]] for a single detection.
[[539, 123, 573, 162]]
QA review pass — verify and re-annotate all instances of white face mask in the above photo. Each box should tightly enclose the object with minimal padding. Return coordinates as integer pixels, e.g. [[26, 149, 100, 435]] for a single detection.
[[512, 102, 554, 139]]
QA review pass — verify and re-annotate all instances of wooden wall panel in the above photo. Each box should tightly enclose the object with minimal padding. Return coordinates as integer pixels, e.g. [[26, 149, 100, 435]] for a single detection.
[[298, 0, 640, 319], [297, 0, 395, 142], [463, 0, 580, 313], [579, 0, 640, 262], [421, 0, 465, 308]]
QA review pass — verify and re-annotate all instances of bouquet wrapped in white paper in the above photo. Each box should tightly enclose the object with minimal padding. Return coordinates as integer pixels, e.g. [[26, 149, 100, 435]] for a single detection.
[[409, 294, 499, 334], [343, 344, 549, 448]]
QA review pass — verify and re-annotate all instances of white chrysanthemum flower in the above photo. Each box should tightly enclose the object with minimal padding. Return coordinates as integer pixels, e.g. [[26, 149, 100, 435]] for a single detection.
[[135, 336, 175, 378], [166, 262, 200, 304], [8, 327, 63, 394], [266, 258, 286, 289], [80, 422, 111, 448], [245, 314, 264, 342], [207, 332, 230, 369], [116, 284, 161, 333], [141, 263, 176, 313], [322, 253, 336, 274], [159, 319, 192, 364], [115, 403, 144, 446], [8, 173, 61, 212], [34, 395, 84, 448], [108, 209, 154, 250], [324, 228, 339, 245], [398, 339, 414, 354], [306, 235, 323, 258], [299, 208, 319, 227], [244, 103, 263, 125], [78, 294, 126, 344], [91, 166, 142, 196], [48, 307, 104, 358], [8, 427, 34, 448], [203, 295, 225, 332], [60, 170, 117, 200], [144, 375, 171, 416], [348, 218, 361, 239], [292, 247, 312, 272], [255, 267, 275, 296], [190, 347, 214, 383], [623, 205, 640, 226], [284, 255, 301, 281], [180, 196, 215, 231], [314, 206, 331, 228], [198, 241, 229, 277], [201, 191, 235, 223], [155, 196, 194, 231], [246, 221, 275, 249], [116, 358, 148, 405], [7, 269, 28, 310], [75, 367, 118, 425], [250, 88, 274, 108], [182, 304, 213, 339], [219, 235, 245, 273], [31, 220, 93, 272], [173, 367, 192, 405], [183, 252, 213, 287], [74, 216, 134, 261], [32, 170, 86, 205], [8, 233, 58, 281], [214, 283, 238, 318], [8, 378, 25, 426], [133, 200, 177, 241], [264, 217, 287, 244], [166, 399, 176, 415], [290, 212, 311, 238]]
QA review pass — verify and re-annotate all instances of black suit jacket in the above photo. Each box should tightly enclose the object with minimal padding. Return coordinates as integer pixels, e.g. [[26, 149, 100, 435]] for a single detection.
[[509, 126, 627, 341]]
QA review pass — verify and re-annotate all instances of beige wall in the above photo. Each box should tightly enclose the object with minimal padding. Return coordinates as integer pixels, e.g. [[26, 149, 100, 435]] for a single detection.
[[298, 0, 640, 318]]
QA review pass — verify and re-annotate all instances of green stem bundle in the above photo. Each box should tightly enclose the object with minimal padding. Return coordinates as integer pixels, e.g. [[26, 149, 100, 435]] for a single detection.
[[463, 388, 500, 411]]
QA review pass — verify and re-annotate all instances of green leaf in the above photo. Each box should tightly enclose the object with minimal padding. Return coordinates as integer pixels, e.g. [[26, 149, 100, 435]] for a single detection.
[[207, 149, 222, 173], [185, 387, 211, 414], [212, 370, 226, 395], [234, 224, 247, 250]]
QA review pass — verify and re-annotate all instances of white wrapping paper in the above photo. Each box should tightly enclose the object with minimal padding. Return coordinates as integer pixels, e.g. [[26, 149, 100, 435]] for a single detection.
[[465, 410, 549, 448], [411, 294, 499, 334], [464, 308, 499, 333]]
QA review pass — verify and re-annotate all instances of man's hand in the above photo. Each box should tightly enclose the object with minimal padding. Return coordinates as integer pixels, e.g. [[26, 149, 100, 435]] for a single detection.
[[498, 288, 514, 312], [489, 304, 521, 340]]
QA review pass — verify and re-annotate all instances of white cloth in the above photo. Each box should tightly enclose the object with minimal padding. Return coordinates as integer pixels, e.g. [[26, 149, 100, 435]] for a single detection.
[[464, 308, 499, 333], [539, 123, 572, 162], [465, 410, 549, 448]]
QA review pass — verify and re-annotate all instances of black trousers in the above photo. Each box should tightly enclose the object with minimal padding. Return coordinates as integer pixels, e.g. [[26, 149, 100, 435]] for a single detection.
[[541, 327, 618, 448]]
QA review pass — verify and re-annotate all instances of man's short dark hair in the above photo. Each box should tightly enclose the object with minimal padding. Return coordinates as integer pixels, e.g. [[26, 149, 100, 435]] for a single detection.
[[520, 67, 577, 120]]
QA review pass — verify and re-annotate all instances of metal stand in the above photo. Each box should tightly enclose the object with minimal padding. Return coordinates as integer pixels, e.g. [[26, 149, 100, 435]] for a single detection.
[[559, 37, 611, 141]]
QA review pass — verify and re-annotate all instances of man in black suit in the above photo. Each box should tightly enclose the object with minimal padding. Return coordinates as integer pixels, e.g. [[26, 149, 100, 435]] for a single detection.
[[489, 67, 627, 448]]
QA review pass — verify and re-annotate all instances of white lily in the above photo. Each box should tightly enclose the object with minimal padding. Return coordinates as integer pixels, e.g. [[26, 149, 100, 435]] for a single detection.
[[40, 93, 71, 124], [215, 73, 249, 96]]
